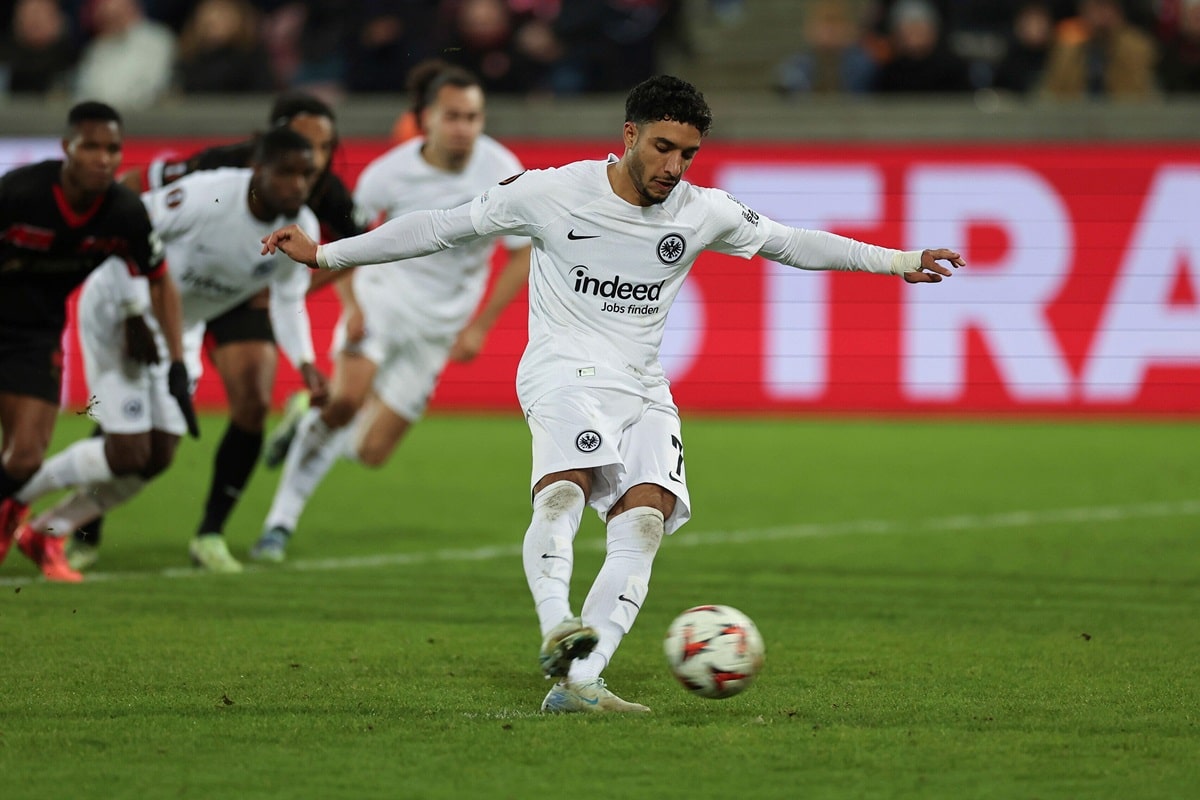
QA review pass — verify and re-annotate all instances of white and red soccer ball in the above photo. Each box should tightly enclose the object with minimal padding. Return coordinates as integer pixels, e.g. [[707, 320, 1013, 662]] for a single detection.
[[664, 604, 765, 699]]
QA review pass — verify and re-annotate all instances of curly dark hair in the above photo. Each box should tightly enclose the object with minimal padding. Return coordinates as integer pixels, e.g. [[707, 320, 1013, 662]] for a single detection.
[[624, 75, 712, 137]]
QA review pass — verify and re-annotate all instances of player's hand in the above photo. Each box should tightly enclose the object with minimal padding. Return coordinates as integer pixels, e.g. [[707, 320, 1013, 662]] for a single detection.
[[344, 304, 366, 344], [168, 361, 200, 439], [123, 314, 161, 365], [299, 362, 330, 407], [449, 321, 486, 363], [261, 224, 319, 268], [904, 249, 965, 284]]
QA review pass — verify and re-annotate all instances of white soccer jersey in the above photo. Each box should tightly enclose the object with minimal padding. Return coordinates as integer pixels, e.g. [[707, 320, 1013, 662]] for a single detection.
[[468, 157, 770, 407], [129, 168, 319, 368], [352, 134, 524, 338]]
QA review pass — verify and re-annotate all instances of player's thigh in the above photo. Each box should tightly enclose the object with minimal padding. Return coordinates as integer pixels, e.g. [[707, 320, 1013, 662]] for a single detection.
[[211, 341, 277, 423], [525, 386, 643, 505], [328, 351, 378, 417], [609, 403, 691, 533], [0, 326, 63, 436], [0, 392, 58, 469]]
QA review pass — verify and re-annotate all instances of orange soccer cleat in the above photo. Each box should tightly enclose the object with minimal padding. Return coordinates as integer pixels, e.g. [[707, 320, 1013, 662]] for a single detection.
[[16, 525, 83, 583], [0, 498, 29, 565]]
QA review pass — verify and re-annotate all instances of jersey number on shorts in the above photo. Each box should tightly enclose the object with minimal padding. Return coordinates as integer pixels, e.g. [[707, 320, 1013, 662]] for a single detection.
[[668, 435, 685, 483]]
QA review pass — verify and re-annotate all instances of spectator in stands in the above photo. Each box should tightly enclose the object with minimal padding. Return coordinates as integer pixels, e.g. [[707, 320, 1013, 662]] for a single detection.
[[437, 0, 541, 94], [1039, 0, 1159, 100], [551, 0, 681, 94], [774, 0, 876, 96], [175, 0, 273, 93], [991, 1, 1056, 94], [0, 0, 77, 95], [74, 0, 175, 109], [872, 0, 972, 93], [1157, 0, 1200, 92], [344, 1, 438, 93]]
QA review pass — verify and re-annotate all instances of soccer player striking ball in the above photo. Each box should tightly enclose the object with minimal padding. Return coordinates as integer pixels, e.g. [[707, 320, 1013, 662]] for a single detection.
[[262, 75, 964, 713], [66, 92, 365, 571], [0, 101, 191, 582], [251, 63, 531, 562], [16, 126, 327, 573]]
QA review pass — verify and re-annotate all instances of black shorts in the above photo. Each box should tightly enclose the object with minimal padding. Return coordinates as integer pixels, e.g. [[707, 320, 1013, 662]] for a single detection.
[[0, 325, 63, 404], [205, 297, 275, 347]]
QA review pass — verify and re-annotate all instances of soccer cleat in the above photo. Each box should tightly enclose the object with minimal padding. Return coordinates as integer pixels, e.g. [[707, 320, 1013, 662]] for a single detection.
[[538, 616, 599, 679], [14, 525, 82, 582], [188, 534, 243, 573], [0, 498, 29, 565], [540, 677, 650, 714], [66, 540, 101, 572], [263, 390, 310, 469], [249, 526, 291, 563]]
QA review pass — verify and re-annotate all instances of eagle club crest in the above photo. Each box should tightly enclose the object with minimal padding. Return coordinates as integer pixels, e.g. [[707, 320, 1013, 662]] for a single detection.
[[657, 233, 686, 265], [575, 430, 601, 452]]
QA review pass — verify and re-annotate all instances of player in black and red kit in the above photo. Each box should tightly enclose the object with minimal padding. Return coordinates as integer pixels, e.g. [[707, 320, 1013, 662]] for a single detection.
[[66, 93, 365, 570], [0, 101, 193, 579]]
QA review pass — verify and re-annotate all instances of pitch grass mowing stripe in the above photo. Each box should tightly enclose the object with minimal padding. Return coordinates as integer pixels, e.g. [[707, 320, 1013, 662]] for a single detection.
[[3, 498, 1196, 588]]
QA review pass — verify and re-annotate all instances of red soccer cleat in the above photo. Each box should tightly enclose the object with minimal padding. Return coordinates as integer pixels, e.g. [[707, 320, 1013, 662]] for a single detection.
[[0, 498, 29, 565], [15, 525, 83, 583]]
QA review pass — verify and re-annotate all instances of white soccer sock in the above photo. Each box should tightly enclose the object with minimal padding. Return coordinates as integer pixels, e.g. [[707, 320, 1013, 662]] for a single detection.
[[570, 507, 665, 683], [15, 437, 114, 505], [522, 481, 586, 635], [31, 476, 147, 538], [264, 409, 349, 532]]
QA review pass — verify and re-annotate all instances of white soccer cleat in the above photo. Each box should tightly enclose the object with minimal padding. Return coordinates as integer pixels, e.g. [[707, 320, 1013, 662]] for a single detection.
[[263, 390, 310, 469], [249, 526, 290, 563], [189, 534, 243, 573], [538, 616, 599, 679], [540, 677, 650, 714]]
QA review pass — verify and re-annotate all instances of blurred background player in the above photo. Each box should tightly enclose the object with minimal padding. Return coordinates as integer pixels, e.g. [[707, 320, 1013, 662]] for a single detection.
[[68, 91, 366, 570], [0, 101, 188, 581], [260, 74, 961, 713], [22, 126, 326, 573], [251, 62, 531, 562]]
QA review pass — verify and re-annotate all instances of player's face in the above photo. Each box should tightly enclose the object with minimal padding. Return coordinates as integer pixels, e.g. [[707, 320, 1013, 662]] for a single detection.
[[423, 85, 485, 167], [62, 120, 123, 195], [623, 119, 701, 206], [255, 150, 318, 217], [287, 113, 335, 175]]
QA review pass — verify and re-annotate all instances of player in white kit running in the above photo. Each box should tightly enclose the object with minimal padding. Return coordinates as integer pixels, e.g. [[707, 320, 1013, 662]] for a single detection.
[[261, 76, 965, 713], [15, 127, 326, 574], [251, 63, 531, 563]]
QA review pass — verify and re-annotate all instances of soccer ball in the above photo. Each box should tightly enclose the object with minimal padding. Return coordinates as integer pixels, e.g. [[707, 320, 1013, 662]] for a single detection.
[[663, 604, 765, 699]]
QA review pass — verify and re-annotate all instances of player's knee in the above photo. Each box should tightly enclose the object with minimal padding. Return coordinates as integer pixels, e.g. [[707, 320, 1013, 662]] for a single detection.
[[3, 448, 44, 481], [106, 437, 151, 476], [231, 394, 271, 429], [355, 439, 392, 468], [140, 448, 176, 480], [322, 396, 361, 429]]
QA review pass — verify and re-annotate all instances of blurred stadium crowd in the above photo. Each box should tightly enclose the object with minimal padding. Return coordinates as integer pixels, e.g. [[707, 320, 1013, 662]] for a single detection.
[[0, 0, 1197, 109]]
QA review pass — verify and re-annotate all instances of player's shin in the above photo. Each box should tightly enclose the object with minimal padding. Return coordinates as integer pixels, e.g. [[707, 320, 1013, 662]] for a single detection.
[[31, 475, 147, 538], [523, 480, 586, 634], [263, 408, 349, 533], [14, 438, 114, 505], [572, 507, 664, 682]]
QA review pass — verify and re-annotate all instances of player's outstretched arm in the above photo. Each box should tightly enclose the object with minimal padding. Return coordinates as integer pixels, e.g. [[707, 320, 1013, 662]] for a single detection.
[[262, 223, 319, 268], [903, 249, 965, 283]]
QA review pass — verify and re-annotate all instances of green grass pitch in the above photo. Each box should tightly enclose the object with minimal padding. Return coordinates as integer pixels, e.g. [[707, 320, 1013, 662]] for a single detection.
[[1, 413, 1197, 799]]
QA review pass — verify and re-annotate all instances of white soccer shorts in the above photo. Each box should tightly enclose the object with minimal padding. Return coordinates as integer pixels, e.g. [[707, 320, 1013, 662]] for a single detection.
[[525, 384, 692, 535], [78, 278, 203, 436], [330, 307, 451, 423]]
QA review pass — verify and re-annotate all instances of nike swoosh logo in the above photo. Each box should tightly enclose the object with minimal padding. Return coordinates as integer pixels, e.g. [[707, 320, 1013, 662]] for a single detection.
[[567, 229, 600, 240], [541, 553, 569, 561], [618, 594, 641, 609]]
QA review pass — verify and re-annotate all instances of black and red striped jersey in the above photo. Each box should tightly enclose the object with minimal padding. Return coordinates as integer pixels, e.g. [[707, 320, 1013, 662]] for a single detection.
[[0, 160, 165, 332]]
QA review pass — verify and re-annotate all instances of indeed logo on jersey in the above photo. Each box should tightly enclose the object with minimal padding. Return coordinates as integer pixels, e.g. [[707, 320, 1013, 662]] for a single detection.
[[571, 266, 664, 316]]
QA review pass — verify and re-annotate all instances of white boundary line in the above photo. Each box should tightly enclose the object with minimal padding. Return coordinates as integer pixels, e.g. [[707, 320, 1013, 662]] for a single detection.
[[2, 499, 1198, 588]]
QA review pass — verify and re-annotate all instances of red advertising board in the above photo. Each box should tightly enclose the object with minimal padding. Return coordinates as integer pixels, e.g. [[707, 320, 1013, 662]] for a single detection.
[[16, 137, 1200, 416]]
